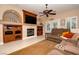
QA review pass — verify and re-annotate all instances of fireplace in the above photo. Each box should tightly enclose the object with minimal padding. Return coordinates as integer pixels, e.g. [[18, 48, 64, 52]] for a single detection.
[[27, 29, 34, 37]]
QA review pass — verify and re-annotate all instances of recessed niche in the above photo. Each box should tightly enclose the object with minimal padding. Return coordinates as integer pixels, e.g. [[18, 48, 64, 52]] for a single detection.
[[3, 10, 21, 23]]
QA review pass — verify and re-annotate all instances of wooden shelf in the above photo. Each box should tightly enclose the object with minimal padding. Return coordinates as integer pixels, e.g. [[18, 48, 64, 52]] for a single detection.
[[0, 21, 22, 25], [3, 25, 22, 43]]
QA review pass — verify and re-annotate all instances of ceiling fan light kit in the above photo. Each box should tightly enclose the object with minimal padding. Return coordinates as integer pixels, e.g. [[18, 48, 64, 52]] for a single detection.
[[39, 4, 56, 17]]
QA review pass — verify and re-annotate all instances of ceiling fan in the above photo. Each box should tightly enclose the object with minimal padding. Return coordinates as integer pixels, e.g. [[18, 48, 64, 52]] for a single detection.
[[39, 4, 56, 17]]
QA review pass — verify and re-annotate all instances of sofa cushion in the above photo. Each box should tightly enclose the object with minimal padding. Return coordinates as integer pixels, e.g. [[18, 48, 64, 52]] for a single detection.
[[46, 28, 69, 43], [62, 32, 74, 38], [64, 44, 79, 54], [51, 28, 69, 35]]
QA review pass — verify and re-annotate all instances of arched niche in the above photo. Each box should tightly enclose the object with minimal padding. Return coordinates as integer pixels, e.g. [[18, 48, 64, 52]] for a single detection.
[[3, 9, 22, 23]]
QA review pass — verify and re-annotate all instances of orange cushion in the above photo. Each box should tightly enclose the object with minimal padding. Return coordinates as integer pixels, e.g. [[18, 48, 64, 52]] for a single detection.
[[62, 32, 74, 38]]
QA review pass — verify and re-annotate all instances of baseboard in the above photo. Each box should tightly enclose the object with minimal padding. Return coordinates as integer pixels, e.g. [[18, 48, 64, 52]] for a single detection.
[[0, 42, 3, 45]]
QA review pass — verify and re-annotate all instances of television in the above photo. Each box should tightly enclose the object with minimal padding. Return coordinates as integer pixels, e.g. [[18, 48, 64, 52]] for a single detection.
[[24, 15, 37, 24]]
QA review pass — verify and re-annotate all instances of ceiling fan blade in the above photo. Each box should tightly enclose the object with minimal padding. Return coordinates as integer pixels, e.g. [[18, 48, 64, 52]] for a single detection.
[[47, 10, 52, 13], [43, 10, 48, 14], [46, 14, 49, 17], [49, 13, 56, 15]]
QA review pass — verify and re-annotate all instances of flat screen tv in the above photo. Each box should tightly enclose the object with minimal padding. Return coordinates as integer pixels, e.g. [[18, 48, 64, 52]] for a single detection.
[[24, 15, 37, 24]]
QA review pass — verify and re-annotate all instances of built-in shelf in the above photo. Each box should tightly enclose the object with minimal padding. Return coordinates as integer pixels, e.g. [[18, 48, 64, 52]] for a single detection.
[[0, 21, 22, 25], [37, 26, 43, 36], [3, 10, 22, 23], [3, 25, 22, 43]]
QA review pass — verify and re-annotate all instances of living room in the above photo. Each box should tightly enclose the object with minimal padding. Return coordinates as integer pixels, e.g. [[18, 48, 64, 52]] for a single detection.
[[0, 4, 79, 55]]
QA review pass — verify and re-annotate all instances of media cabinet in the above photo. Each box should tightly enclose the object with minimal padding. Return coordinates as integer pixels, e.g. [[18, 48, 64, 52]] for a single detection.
[[3, 25, 22, 43]]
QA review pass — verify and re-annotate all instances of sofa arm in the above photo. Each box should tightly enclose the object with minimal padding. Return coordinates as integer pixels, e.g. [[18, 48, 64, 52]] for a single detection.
[[45, 33, 51, 38]]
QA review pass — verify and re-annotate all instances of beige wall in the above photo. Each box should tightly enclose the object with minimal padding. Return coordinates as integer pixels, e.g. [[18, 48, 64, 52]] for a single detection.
[[0, 5, 23, 22], [41, 8, 79, 24], [54, 8, 79, 19], [54, 8, 79, 33], [42, 8, 79, 33]]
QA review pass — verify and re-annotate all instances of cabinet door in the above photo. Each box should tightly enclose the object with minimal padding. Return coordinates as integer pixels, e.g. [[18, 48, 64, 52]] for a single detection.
[[3, 25, 22, 43], [3, 25, 15, 43], [37, 26, 43, 36]]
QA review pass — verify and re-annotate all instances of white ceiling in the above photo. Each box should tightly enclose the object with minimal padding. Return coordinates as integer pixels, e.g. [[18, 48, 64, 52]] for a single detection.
[[16, 4, 79, 15]]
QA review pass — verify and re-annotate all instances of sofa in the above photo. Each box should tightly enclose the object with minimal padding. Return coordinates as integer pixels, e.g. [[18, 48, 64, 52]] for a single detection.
[[48, 39, 79, 55], [46, 28, 69, 43]]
